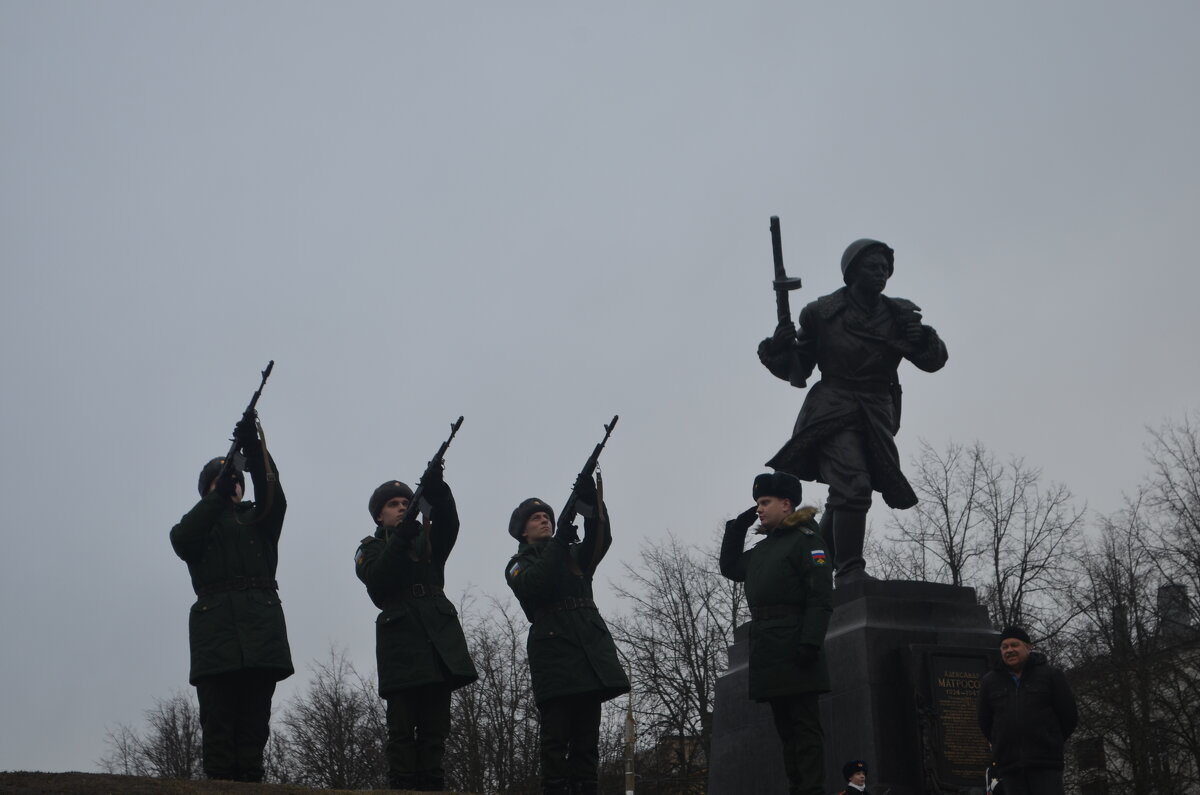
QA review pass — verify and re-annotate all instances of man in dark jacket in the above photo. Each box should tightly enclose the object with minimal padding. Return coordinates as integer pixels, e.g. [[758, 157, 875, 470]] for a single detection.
[[758, 239, 948, 585], [355, 470, 478, 792], [504, 474, 630, 795], [719, 472, 833, 795], [977, 626, 1078, 795], [170, 412, 292, 782]]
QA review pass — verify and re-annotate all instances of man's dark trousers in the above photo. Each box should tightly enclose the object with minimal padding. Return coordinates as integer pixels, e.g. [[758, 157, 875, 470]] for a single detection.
[[538, 692, 603, 793], [999, 767, 1064, 795], [385, 682, 452, 790], [768, 693, 825, 795], [195, 669, 277, 781]]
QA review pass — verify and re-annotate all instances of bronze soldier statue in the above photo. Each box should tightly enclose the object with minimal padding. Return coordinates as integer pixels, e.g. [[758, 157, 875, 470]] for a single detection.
[[758, 237, 948, 585]]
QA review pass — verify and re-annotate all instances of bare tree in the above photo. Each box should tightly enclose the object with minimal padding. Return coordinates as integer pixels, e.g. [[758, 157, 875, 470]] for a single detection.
[[609, 532, 743, 792], [884, 440, 989, 584], [97, 690, 202, 779], [1063, 415, 1200, 794], [445, 596, 540, 795], [878, 440, 1085, 643], [273, 647, 386, 789]]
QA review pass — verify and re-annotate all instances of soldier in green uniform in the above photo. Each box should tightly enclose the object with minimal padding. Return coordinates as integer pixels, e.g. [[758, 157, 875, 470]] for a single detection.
[[719, 471, 834, 795], [170, 412, 293, 782], [355, 469, 477, 792], [504, 475, 630, 795]]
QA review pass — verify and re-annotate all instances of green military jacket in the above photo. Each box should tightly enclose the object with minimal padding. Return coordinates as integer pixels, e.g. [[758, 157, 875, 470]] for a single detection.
[[355, 487, 477, 696], [719, 507, 833, 700], [505, 506, 630, 706], [170, 455, 293, 685]]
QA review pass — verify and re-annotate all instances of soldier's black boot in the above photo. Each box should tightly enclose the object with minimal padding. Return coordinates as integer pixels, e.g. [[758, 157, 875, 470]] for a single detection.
[[833, 510, 876, 587], [542, 778, 572, 795], [572, 780, 599, 794]]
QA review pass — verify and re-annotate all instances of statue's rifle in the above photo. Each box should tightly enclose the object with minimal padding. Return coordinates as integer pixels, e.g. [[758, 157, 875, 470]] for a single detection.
[[770, 216, 803, 326]]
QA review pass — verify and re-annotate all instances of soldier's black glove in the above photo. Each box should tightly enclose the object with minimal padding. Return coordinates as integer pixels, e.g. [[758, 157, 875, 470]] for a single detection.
[[396, 512, 422, 541], [727, 505, 759, 534], [573, 473, 598, 519], [795, 644, 819, 668], [233, 411, 259, 450], [422, 462, 450, 501]]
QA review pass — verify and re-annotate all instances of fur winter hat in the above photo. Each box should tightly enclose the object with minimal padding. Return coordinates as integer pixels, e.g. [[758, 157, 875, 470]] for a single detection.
[[752, 471, 803, 505], [509, 498, 556, 539], [369, 480, 414, 523]]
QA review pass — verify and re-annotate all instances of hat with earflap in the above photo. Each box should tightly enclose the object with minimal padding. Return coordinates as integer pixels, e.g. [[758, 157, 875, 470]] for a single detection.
[[509, 498, 556, 539], [198, 457, 243, 496], [369, 480, 414, 524], [752, 471, 803, 506]]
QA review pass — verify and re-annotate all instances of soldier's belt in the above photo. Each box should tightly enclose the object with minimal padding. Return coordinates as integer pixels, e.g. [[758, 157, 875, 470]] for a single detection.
[[820, 376, 894, 394], [381, 584, 445, 607], [533, 596, 597, 622], [750, 604, 805, 621], [195, 577, 278, 597]]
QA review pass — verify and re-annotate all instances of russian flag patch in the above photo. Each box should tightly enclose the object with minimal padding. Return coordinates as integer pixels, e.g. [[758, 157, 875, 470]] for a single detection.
[[811, 549, 828, 566]]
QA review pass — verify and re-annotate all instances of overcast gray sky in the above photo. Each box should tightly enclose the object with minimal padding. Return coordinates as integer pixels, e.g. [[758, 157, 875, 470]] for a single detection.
[[3, 1, 1198, 773]]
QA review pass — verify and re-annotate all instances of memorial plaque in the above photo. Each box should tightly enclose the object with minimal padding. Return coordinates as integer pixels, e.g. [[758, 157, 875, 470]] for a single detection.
[[908, 645, 997, 791]]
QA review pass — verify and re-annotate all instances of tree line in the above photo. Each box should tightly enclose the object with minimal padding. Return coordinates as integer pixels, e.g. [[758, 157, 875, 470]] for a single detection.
[[103, 412, 1200, 793]]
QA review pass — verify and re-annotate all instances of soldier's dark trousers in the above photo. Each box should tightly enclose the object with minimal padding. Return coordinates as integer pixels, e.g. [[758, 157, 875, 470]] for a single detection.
[[537, 693, 603, 794], [195, 669, 277, 781], [768, 693, 825, 795], [998, 767, 1064, 795], [385, 682, 452, 791]]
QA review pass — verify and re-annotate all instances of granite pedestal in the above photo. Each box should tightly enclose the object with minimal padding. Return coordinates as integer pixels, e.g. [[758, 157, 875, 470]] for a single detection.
[[708, 580, 999, 795]]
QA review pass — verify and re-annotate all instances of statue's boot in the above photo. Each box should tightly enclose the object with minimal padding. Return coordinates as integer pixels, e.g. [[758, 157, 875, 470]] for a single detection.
[[833, 510, 876, 586]]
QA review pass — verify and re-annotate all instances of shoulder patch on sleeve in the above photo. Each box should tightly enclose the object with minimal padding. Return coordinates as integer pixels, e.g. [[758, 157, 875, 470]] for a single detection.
[[507, 560, 521, 579], [811, 549, 828, 566], [355, 536, 377, 568]]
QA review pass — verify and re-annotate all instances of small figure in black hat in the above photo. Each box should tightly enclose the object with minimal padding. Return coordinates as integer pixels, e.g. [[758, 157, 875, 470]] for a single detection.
[[838, 759, 869, 794], [719, 472, 833, 795]]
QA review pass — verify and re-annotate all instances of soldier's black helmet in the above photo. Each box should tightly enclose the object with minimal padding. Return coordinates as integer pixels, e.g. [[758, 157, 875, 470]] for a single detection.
[[197, 457, 243, 496], [509, 498, 556, 539], [369, 480, 414, 523], [752, 471, 803, 505], [840, 238, 894, 285]]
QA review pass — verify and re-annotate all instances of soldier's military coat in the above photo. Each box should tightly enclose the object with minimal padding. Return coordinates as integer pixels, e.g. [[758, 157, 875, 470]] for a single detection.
[[719, 506, 833, 700], [355, 486, 477, 696], [505, 505, 630, 706], [170, 454, 293, 685]]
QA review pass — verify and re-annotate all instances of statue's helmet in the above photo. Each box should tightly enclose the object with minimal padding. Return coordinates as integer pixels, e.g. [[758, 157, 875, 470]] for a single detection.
[[840, 239, 894, 285]]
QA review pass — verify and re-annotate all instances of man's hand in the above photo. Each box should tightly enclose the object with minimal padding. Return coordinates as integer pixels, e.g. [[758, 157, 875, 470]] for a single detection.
[[233, 411, 259, 449], [573, 473, 598, 519], [728, 505, 759, 533], [795, 644, 819, 668], [423, 461, 450, 501], [397, 513, 422, 540]]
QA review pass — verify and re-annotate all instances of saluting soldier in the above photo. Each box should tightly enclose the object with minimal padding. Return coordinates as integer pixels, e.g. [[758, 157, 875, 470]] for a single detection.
[[355, 469, 477, 792], [719, 472, 834, 795], [504, 474, 630, 795], [170, 411, 292, 782]]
